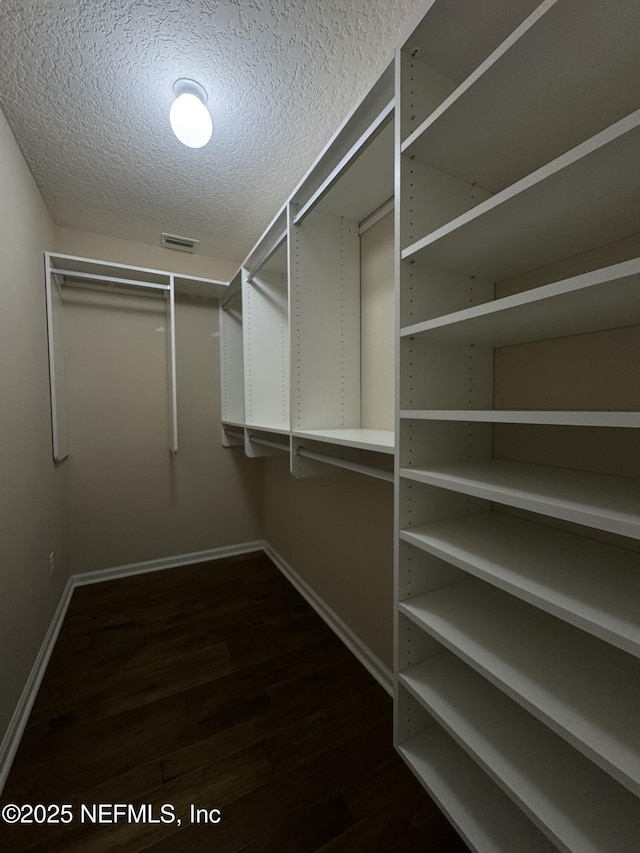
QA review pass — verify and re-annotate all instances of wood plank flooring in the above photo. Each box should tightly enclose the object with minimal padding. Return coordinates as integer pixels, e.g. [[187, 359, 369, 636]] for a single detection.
[[0, 552, 469, 852]]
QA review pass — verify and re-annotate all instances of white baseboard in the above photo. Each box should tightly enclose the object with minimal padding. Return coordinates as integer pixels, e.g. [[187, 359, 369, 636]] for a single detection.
[[1, 537, 392, 795], [0, 577, 74, 794], [73, 541, 265, 586], [262, 541, 393, 696]]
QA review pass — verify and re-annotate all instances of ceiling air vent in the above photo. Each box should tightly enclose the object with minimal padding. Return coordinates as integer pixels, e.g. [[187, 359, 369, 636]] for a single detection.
[[161, 232, 200, 253]]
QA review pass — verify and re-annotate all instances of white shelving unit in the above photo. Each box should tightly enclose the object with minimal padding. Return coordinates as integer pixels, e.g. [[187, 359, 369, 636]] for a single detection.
[[220, 269, 245, 447], [399, 511, 640, 657], [219, 65, 397, 482], [45, 252, 228, 460], [400, 652, 640, 852], [395, 2, 640, 850], [397, 715, 556, 853], [241, 207, 290, 451], [289, 67, 395, 480]]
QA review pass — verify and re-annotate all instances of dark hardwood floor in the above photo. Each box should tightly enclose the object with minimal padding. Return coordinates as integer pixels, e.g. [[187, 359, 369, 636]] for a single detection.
[[0, 552, 468, 852]]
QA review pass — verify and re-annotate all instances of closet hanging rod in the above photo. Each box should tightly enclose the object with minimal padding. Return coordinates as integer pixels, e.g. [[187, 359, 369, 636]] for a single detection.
[[248, 434, 289, 452], [51, 268, 171, 292], [225, 428, 245, 441], [59, 281, 167, 299], [245, 228, 287, 284], [297, 447, 393, 482]]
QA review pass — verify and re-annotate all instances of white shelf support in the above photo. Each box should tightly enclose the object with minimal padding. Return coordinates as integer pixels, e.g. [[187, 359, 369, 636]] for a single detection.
[[44, 259, 70, 462], [168, 274, 178, 454]]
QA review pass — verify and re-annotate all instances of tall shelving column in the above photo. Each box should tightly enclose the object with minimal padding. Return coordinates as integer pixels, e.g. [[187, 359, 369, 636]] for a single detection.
[[220, 269, 245, 448], [241, 206, 290, 458], [394, 2, 640, 851], [288, 64, 396, 480]]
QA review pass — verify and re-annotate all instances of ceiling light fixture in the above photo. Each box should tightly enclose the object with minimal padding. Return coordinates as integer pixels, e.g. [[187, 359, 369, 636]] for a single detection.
[[169, 78, 212, 149]]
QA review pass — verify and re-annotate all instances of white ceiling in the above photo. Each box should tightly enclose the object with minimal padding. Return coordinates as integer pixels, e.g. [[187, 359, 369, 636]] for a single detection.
[[0, 0, 423, 263]]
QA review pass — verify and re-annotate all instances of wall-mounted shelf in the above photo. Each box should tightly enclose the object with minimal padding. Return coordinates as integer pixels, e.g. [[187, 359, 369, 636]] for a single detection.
[[400, 459, 640, 539], [397, 721, 555, 853], [399, 578, 640, 796], [402, 1, 640, 195], [292, 61, 394, 224], [400, 651, 640, 852], [401, 410, 640, 428], [293, 428, 394, 454], [402, 110, 640, 281], [46, 252, 229, 461], [400, 510, 640, 657], [400, 257, 640, 344]]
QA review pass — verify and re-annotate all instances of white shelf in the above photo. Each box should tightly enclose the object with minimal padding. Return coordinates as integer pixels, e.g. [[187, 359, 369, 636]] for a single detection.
[[173, 274, 228, 300], [400, 257, 640, 345], [402, 1, 640, 194], [398, 726, 556, 853], [244, 423, 290, 437], [291, 61, 394, 221], [400, 0, 544, 99], [400, 410, 640, 428], [221, 419, 245, 429], [311, 118, 394, 225], [400, 458, 640, 540], [400, 652, 640, 853], [401, 109, 640, 281], [292, 428, 394, 454], [400, 511, 640, 657], [399, 578, 640, 795]]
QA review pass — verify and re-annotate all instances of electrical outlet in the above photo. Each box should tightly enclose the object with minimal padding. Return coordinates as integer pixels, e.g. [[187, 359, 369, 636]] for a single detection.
[[49, 551, 55, 576]]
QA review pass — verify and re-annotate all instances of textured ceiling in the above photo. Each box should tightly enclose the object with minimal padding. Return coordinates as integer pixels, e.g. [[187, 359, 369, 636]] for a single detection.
[[0, 0, 424, 263]]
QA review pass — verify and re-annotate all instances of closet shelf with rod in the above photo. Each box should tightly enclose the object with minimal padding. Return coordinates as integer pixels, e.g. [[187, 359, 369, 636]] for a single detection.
[[45, 251, 228, 461]]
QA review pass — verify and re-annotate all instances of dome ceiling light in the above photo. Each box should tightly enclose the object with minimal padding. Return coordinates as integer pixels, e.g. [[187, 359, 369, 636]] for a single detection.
[[169, 78, 212, 149]]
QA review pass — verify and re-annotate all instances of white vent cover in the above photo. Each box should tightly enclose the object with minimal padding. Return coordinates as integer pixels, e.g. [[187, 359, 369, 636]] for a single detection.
[[161, 232, 199, 253]]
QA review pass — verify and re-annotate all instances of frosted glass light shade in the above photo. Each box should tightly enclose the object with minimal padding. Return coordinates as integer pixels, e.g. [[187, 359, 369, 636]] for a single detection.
[[169, 92, 212, 148]]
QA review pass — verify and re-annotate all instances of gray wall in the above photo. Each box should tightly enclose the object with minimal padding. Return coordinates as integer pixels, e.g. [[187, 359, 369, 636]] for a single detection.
[[0, 109, 64, 740]]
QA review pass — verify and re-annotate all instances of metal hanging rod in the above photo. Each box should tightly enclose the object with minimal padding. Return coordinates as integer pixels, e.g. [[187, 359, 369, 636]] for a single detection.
[[51, 268, 170, 292], [59, 281, 167, 299], [248, 434, 289, 453], [224, 428, 245, 441], [297, 447, 393, 482], [245, 229, 287, 284], [358, 197, 394, 236]]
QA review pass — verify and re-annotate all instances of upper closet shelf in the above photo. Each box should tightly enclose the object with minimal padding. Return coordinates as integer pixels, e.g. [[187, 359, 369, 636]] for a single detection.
[[399, 578, 640, 796], [244, 205, 287, 282], [293, 428, 394, 454], [400, 257, 640, 345], [402, 0, 640, 194], [400, 459, 640, 540], [291, 61, 394, 224], [173, 274, 229, 300], [244, 423, 290, 437], [299, 117, 395, 225], [400, 510, 640, 657], [401, 110, 640, 280], [45, 252, 230, 460], [48, 253, 229, 299]]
